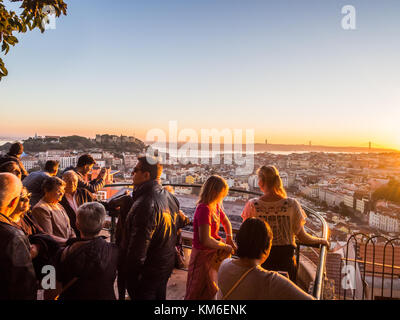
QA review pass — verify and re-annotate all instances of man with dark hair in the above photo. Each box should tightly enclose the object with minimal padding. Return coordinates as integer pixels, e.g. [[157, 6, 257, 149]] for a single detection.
[[0, 173, 37, 299], [121, 156, 181, 300], [23, 160, 59, 208], [66, 154, 106, 193], [0, 142, 28, 179]]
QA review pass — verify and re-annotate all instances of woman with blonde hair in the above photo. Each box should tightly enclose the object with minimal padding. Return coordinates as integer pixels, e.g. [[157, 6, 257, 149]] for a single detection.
[[185, 175, 237, 300], [241, 165, 329, 281]]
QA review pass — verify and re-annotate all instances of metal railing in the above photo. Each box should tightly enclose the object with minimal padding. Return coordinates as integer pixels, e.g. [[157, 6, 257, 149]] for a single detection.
[[341, 233, 400, 300], [103, 183, 330, 299]]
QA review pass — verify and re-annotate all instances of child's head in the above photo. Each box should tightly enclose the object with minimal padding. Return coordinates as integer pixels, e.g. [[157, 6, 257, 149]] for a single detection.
[[197, 175, 229, 205], [76, 202, 106, 237]]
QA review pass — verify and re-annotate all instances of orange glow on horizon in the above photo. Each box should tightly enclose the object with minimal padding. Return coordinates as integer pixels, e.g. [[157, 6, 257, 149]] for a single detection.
[[2, 124, 399, 151]]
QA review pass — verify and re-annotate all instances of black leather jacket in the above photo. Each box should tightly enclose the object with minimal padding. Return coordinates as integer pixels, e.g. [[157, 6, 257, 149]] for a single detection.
[[0, 219, 37, 300], [122, 180, 180, 288]]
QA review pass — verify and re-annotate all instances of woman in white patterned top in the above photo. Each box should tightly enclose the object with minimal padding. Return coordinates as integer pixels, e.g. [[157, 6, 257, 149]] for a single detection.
[[241, 165, 329, 281]]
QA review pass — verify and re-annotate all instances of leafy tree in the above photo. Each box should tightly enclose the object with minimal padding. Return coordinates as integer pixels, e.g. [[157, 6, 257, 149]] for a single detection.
[[0, 0, 67, 80], [372, 179, 400, 204]]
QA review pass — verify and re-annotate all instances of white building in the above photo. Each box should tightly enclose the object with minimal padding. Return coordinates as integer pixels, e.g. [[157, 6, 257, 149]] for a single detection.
[[369, 210, 400, 233], [248, 175, 258, 189], [123, 153, 137, 168], [319, 188, 345, 207], [90, 153, 103, 160], [299, 184, 319, 198], [21, 157, 39, 170], [355, 198, 369, 215], [96, 160, 106, 168], [343, 194, 354, 209], [59, 156, 77, 170], [226, 178, 235, 188], [280, 171, 289, 188]]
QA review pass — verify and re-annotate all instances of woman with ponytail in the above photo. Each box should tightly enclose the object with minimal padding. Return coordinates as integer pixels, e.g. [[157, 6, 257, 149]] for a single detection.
[[241, 166, 329, 281]]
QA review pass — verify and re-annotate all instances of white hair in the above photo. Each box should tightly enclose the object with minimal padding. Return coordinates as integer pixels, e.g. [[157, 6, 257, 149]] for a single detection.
[[77, 202, 106, 235], [62, 170, 78, 180]]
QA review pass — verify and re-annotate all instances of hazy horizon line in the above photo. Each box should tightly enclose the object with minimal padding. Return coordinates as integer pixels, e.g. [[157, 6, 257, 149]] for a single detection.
[[0, 134, 398, 152]]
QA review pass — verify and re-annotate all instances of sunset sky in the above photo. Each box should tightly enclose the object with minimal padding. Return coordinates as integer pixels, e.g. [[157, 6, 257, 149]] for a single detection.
[[0, 0, 399, 149]]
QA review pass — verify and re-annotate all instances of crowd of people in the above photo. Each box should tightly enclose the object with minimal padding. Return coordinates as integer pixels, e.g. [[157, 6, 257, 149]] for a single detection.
[[0, 142, 329, 300]]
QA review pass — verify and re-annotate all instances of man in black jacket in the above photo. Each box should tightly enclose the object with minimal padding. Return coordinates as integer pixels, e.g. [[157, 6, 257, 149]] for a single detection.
[[0, 173, 37, 299], [122, 156, 180, 300]]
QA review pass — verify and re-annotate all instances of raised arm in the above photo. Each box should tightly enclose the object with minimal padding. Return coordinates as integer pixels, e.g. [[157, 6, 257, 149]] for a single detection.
[[77, 175, 105, 193]]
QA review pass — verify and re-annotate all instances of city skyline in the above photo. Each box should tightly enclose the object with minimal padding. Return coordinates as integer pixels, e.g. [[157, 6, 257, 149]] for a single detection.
[[1, 0, 399, 149]]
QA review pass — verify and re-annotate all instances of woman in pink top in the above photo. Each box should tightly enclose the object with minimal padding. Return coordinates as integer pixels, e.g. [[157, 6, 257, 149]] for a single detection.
[[241, 166, 329, 281], [185, 175, 237, 300]]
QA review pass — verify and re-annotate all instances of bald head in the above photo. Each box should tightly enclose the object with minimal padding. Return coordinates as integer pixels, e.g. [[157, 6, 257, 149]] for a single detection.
[[63, 170, 79, 194], [0, 173, 22, 216]]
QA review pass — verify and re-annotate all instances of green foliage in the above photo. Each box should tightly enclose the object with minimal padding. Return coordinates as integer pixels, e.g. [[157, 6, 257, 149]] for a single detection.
[[0, 0, 67, 80], [372, 179, 400, 204]]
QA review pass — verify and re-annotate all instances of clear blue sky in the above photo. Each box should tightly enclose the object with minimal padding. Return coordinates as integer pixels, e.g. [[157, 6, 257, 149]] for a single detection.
[[1, 0, 399, 148]]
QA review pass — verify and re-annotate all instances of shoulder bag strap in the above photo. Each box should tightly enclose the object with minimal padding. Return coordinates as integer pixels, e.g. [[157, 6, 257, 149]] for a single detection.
[[222, 265, 257, 300]]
